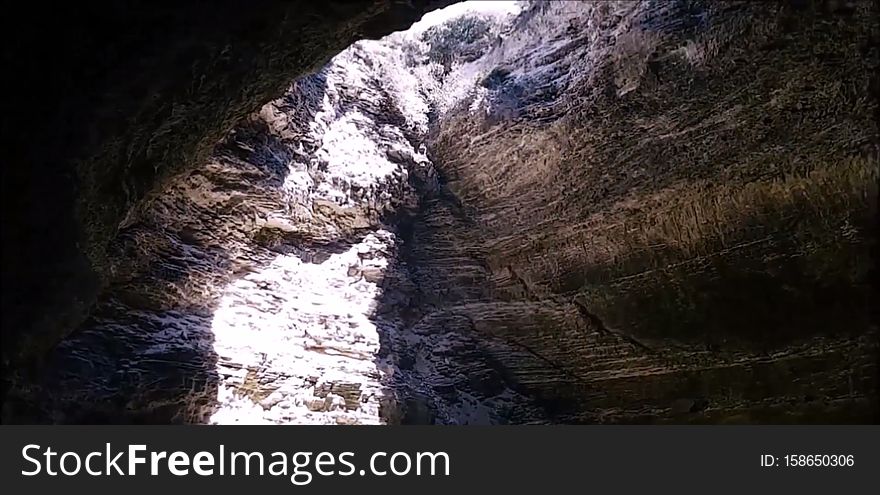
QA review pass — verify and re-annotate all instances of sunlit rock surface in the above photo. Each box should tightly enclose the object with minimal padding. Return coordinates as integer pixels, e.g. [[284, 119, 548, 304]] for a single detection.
[[8, 36, 437, 423], [1, 0, 451, 380], [5, 0, 877, 424]]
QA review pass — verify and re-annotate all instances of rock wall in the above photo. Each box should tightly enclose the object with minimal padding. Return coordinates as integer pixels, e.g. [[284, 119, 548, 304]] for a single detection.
[[4, 39, 432, 423], [1, 0, 450, 382], [4, 0, 877, 424], [421, 0, 879, 422]]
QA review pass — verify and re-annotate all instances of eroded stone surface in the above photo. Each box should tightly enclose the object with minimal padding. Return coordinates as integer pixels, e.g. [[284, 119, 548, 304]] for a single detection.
[[423, 0, 879, 422], [1, 0, 451, 379], [5, 1, 877, 424]]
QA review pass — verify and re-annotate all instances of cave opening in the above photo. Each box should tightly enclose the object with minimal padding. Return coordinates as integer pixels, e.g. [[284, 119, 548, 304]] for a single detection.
[[2, 0, 877, 425]]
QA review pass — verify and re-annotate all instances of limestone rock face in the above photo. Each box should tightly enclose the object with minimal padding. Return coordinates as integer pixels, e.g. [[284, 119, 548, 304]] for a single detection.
[[422, 0, 878, 422], [3, 1, 877, 424], [4, 39, 436, 423], [1, 0, 450, 378]]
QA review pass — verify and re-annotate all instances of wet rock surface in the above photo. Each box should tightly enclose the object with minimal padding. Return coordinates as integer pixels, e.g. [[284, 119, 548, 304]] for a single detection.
[[3, 1, 878, 424]]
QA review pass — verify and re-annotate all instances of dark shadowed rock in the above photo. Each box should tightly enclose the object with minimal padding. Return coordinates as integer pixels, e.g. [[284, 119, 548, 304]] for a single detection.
[[0, 0, 450, 377], [426, 0, 878, 423], [2, 0, 877, 424]]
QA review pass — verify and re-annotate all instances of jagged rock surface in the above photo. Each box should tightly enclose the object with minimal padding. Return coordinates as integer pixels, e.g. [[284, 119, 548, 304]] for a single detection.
[[4, 1, 878, 424], [423, 0, 879, 422], [1, 0, 450, 380], [5, 42, 430, 423]]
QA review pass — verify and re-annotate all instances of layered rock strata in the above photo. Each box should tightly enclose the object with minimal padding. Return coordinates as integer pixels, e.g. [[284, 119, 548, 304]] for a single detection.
[[4, 1, 877, 424]]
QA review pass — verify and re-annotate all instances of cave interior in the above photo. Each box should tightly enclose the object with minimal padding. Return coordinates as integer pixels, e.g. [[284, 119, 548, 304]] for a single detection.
[[1, 0, 877, 424]]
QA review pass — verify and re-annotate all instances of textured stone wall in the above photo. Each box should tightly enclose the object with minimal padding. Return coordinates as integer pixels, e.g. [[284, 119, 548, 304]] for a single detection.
[[420, 0, 878, 422], [1, 0, 449, 387], [3, 39, 440, 423], [3, 0, 877, 424]]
